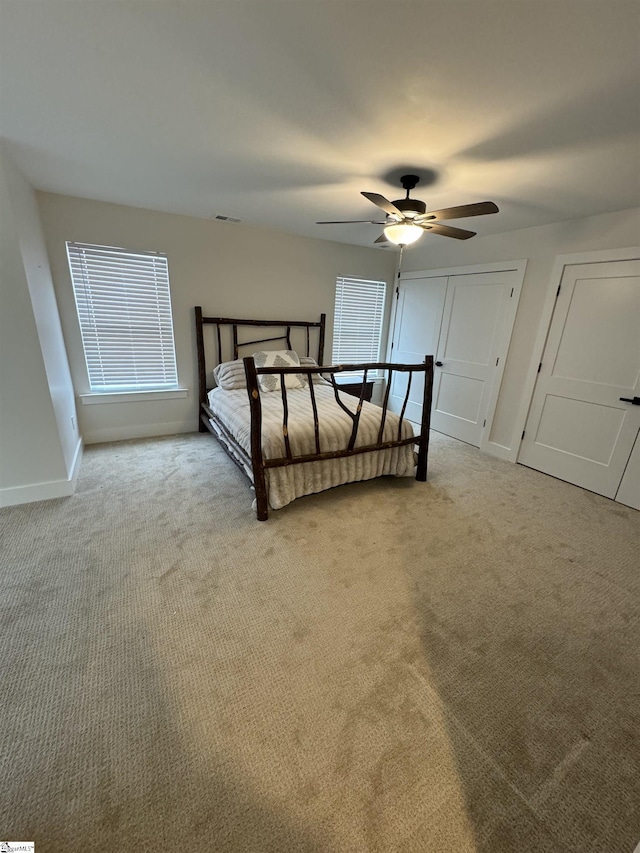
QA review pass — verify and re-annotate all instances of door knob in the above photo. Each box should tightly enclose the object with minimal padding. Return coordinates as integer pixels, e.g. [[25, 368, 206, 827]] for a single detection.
[[435, 361, 443, 367], [620, 396, 640, 405]]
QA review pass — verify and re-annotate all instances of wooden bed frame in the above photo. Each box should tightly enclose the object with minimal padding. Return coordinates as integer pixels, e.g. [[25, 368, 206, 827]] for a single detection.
[[195, 306, 433, 520]]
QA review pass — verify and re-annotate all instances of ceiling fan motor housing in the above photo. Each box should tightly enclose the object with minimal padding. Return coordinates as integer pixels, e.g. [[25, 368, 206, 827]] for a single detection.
[[392, 197, 426, 217], [392, 174, 425, 217]]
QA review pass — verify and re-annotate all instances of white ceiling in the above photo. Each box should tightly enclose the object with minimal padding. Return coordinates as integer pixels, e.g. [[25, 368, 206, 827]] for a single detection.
[[1, 0, 639, 248]]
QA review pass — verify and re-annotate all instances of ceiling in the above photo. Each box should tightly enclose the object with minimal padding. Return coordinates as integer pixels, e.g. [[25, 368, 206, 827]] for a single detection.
[[1, 0, 639, 248]]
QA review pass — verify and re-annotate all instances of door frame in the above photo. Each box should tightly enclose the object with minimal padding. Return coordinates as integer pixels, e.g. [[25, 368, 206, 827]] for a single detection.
[[515, 246, 640, 465], [388, 259, 527, 457]]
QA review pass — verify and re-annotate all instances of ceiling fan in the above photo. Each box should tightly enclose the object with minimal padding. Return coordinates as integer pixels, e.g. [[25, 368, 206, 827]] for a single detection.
[[317, 174, 499, 246]]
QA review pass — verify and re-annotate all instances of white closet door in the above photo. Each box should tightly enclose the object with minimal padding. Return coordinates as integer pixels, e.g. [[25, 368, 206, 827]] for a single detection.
[[431, 271, 516, 446], [519, 260, 640, 499], [389, 276, 447, 424]]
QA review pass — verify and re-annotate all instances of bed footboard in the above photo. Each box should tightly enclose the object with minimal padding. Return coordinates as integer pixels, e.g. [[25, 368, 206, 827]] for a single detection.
[[243, 357, 433, 520]]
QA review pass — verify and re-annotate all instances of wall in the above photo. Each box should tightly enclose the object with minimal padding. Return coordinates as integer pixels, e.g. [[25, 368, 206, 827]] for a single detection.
[[38, 193, 397, 443], [400, 207, 640, 454], [0, 145, 80, 506]]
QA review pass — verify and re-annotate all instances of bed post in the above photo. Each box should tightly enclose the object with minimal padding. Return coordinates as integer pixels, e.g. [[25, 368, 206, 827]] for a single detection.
[[195, 306, 208, 432], [318, 313, 326, 365], [243, 356, 269, 521], [416, 355, 433, 481]]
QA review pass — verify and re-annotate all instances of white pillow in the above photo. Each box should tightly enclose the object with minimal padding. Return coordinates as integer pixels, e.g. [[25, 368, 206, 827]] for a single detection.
[[252, 350, 305, 392], [213, 359, 247, 390]]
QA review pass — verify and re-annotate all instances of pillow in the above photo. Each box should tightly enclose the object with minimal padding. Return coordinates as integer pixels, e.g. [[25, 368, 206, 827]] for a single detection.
[[213, 359, 247, 390], [252, 350, 306, 392], [299, 356, 327, 384]]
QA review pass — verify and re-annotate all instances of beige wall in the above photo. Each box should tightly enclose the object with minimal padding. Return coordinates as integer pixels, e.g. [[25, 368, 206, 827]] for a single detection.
[[0, 146, 79, 505], [38, 193, 397, 443], [32, 188, 640, 461], [400, 207, 640, 453]]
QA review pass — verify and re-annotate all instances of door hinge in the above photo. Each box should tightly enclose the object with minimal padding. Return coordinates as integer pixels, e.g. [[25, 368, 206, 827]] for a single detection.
[[510, 287, 514, 297], [556, 284, 561, 298], [390, 341, 394, 350], [395, 286, 399, 298], [495, 357, 499, 366], [522, 430, 526, 439], [538, 362, 542, 373], [483, 419, 486, 427]]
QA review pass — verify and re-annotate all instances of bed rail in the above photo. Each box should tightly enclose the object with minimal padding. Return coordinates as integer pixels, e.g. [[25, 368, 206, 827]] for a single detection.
[[244, 358, 433, 520]]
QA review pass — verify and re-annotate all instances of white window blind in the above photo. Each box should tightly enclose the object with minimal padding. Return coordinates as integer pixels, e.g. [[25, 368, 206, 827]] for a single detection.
[[332, 276, 386, 375], [66, 241, 178, 392]]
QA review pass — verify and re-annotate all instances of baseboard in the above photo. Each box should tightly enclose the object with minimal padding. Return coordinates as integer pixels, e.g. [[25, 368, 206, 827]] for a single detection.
[[84, 420, 198, 445], [0, 475, 75, 508], [0, 437, 84, 509]]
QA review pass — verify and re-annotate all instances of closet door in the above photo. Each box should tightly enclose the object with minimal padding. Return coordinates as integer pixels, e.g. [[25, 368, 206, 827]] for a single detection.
[[430, 271, 516, 446], [519, 259, 640, 499], [389, 276, 447, 424]]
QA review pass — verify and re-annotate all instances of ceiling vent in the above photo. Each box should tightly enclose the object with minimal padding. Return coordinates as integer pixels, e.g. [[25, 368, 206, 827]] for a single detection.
[[214, 215, 242, 223]]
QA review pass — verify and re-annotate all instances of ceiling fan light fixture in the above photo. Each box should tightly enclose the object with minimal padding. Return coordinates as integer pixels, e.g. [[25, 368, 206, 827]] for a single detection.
[[384, 223, 423, 245]]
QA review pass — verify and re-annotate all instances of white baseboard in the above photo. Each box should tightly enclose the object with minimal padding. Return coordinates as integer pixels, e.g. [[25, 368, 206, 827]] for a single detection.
[[84, 420, 198, 445], [0, 438, 84, 508], [0, 475, 74, 508], [0, 436, 84, 508]]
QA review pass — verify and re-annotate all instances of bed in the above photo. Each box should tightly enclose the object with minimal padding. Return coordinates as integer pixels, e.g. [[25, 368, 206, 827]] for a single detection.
[[195, 307, 433, 519]]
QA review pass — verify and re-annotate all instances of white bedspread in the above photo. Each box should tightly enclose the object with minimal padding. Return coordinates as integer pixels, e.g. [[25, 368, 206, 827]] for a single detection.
[[207, 383, 415, 510]]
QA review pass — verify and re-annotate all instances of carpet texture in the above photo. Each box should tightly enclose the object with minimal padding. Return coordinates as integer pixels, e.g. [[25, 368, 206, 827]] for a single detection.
[[1, 432, 638, 853]]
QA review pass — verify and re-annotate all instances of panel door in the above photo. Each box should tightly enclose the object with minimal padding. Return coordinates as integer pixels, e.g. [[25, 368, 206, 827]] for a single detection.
[[389, 276, 447, 424], [519, 260, 640, 499], [431, 271, 516, 446]]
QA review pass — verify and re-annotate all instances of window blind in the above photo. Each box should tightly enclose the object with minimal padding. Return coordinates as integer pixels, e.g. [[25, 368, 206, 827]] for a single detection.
[[66, 242, 178, 392], [332, 276, 386, 375]]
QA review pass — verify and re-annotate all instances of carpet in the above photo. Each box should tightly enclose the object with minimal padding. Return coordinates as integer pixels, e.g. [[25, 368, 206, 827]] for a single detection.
[[1, 431, 638, 852]]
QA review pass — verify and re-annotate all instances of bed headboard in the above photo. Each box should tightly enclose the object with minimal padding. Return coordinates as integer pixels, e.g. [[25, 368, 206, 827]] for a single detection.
[[194, 307, 326, 406]]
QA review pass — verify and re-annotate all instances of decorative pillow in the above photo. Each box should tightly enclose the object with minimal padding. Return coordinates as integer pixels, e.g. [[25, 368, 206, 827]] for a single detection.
[[252, 350, 305, 392], [213, 359, 247, 390]]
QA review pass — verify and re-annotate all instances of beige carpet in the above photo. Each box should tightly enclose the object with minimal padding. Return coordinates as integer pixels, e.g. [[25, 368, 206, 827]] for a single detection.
[[1, 431, 638, 853]]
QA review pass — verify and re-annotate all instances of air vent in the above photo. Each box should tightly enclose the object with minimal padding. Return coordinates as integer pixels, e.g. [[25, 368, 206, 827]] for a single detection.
[[214, 215, 242, 223]]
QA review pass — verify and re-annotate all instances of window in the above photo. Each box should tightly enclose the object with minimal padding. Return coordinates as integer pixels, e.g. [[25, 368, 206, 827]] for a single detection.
[[332, 276, 386, 375], [66, 241, 179, 393]]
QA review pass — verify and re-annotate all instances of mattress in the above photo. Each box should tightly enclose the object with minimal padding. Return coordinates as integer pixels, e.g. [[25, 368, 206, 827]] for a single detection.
[[207, 383, 416, 510]]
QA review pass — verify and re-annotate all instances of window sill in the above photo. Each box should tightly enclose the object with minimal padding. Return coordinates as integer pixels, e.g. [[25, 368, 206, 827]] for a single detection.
[[79, 388, 189, 405]]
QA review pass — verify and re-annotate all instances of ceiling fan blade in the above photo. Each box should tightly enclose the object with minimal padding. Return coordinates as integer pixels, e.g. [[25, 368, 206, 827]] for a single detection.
[[422, 223, 476, 240], [361, 191, 403, 217], [374, 233, 389, 244], [418, 201, 499, 222], [316, 220, 387, 224]]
